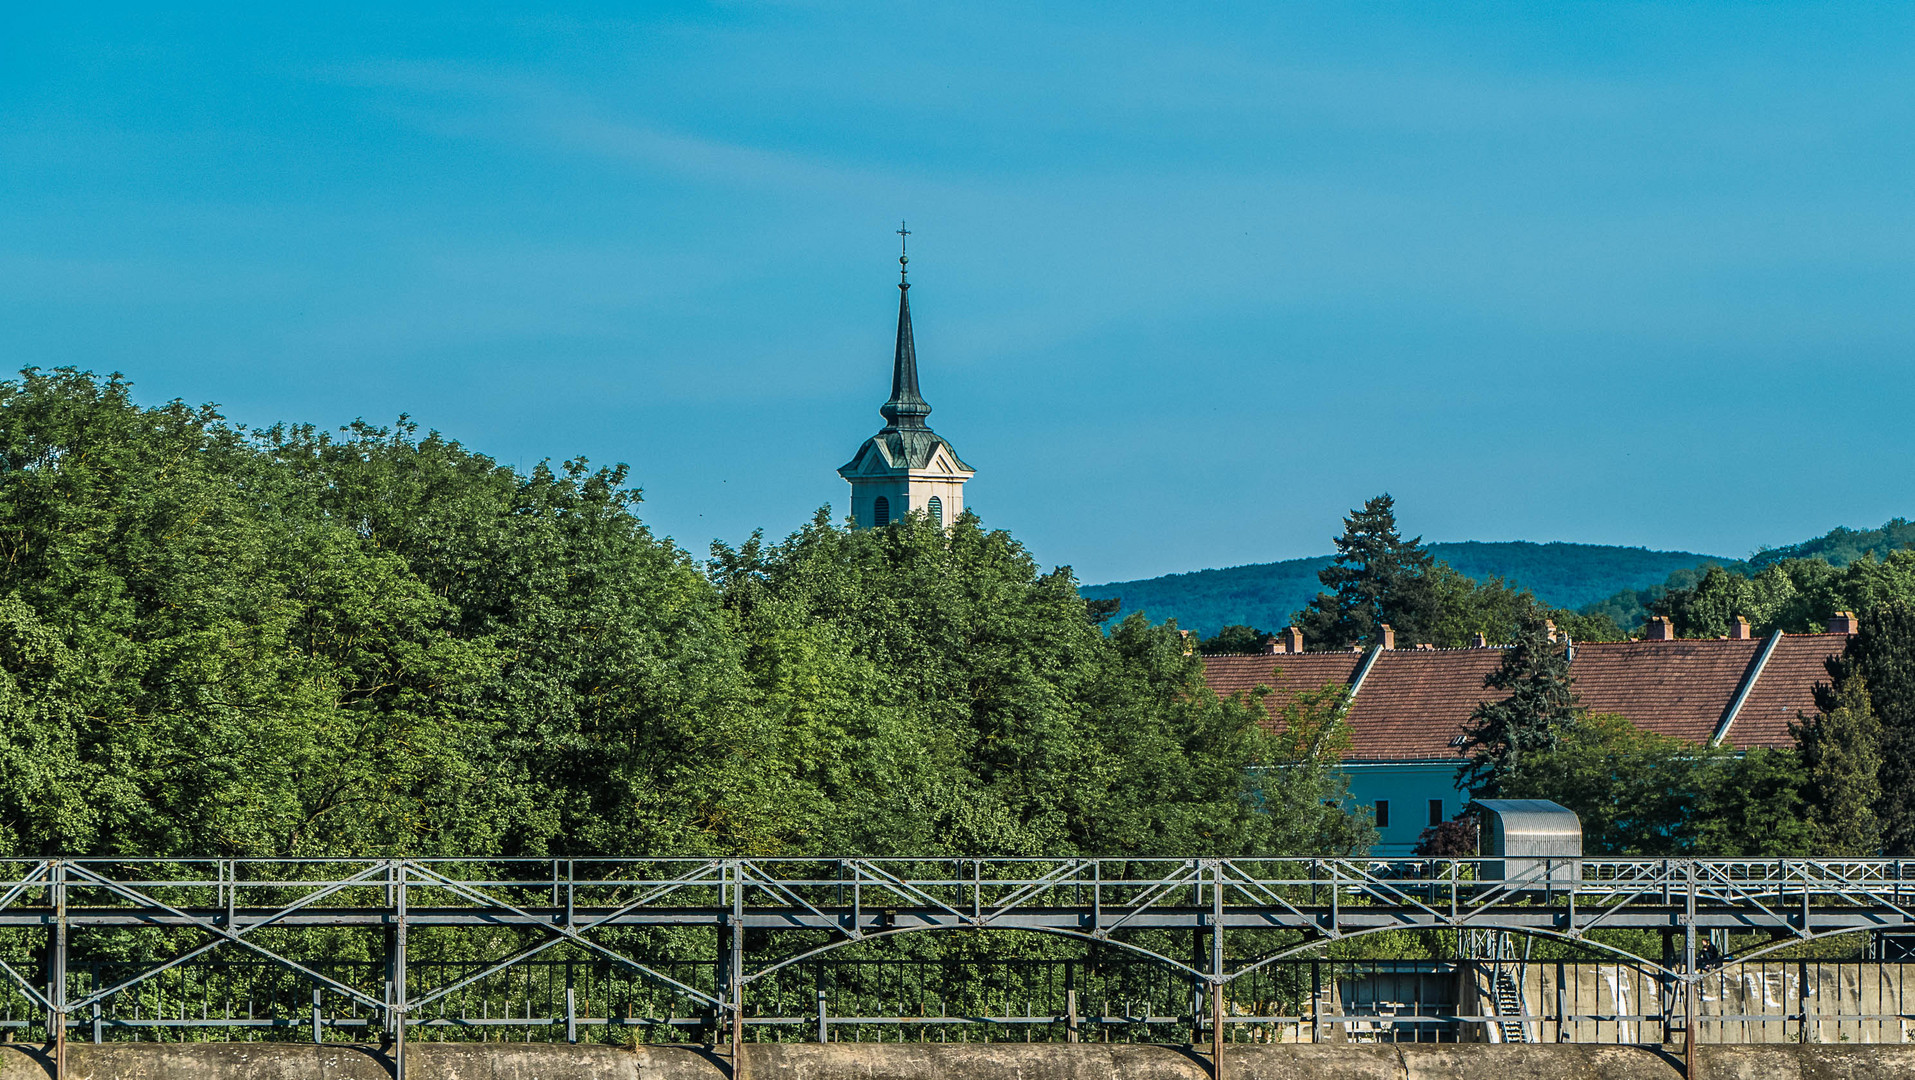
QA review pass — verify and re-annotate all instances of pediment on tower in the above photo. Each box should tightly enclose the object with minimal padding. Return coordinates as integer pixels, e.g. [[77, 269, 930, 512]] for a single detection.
[[919, 444, 974, 478]]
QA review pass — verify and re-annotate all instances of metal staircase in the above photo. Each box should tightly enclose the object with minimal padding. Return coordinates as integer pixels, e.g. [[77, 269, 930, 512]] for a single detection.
[[1492, 967, 1529, 1043]]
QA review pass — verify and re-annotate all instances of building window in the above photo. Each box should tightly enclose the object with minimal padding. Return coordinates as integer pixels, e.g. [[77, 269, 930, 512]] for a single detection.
[[1374, 800, 1390, 828], [873, 496, 890, 526], [1428, 799, 1444, 827], [927, 496, 943, 526]]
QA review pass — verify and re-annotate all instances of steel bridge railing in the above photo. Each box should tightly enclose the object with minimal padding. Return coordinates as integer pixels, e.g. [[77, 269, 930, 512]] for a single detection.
[[7, 857, 1915, 1077]]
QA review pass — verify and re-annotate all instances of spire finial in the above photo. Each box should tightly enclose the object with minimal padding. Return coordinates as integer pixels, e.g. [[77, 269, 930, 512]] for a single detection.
[[880, 222, 928, 431]]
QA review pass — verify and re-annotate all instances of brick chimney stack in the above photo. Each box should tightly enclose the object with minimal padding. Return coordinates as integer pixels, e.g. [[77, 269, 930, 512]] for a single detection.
[[1646, 616, 1676, 641], [1830, 611, 1859, 635], [1470, 632, 1489, 648], [1544, 618, 1558, 642], [1377, 624, 1395, 650], [1280, 626, 1304, 654], [1729, 616, 1752, 640]]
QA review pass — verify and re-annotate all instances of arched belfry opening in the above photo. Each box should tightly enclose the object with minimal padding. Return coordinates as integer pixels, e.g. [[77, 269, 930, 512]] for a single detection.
[[837, 224, 974, 529]]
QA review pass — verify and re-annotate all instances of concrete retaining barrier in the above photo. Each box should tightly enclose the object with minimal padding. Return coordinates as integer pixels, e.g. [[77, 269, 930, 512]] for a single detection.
[[4, 1042, 1915, 1080]]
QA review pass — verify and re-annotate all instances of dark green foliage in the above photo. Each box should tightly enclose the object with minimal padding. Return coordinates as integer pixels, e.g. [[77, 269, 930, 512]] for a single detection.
[[1295, 494, 1438, 649], [1198, 624, 1271, 655], [1654, 562, 1839, 638], [0, 369, 1372, 860], [1794, 670, 1882, 855], [1823, 604, 1915, 854], [1502, 713, 1813, 856], [1423, 566, 1622, 648], [1750, 519, 1915, 570], [1425, 565, 1546, 649], [1083, 542, 1722, 637], [1456, 618, 1579, 798], [1589, 520, 1915, 636], [710, 511, 1371, 857]]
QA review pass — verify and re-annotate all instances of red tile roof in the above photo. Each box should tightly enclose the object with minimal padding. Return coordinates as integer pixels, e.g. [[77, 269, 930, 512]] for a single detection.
[[1204, 653, 1366, 715], [1729, 633, 1846, 749], [1572, 639, 1761, 745], [1342, 649, 1507, 760], [1202, 633, 1846, 762]]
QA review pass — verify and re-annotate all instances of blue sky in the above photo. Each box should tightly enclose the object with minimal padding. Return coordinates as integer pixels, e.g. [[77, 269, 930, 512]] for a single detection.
[[4, 3, 1912, 584]]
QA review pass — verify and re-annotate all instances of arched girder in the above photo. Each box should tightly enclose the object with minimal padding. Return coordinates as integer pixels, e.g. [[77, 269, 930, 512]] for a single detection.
[[1729, 922, 1879, 966], [741, 923, 1208, 986], [1221, 922, 1679, 984]]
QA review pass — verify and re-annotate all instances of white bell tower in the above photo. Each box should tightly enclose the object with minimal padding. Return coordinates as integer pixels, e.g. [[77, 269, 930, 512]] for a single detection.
[[838, 226, 974, 528]]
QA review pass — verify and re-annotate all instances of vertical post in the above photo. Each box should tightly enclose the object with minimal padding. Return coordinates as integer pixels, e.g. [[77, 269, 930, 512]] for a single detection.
[[391, 861, 408, 1080], [51, 860, 66, 1080], [1311, 961, 1321, 1043], [1683, 861, 1697, 1080], [565, 963, 577, 1045], [1209, 861, 1225, 1080], [1065, 960, 1078, 1044], [312, 985, 322, 1044], [1554, 962, 1565, 1044], [90, 967, 100, 1045], [816, 989, 828, 1044], [729, 860, 745, 1080], [1190, 925, 1204, 1044], [1797, 959, 1810, 1044]]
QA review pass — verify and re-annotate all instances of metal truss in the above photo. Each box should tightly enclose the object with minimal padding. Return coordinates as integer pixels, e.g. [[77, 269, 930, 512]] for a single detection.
[[5, 856, 1915, 1078]]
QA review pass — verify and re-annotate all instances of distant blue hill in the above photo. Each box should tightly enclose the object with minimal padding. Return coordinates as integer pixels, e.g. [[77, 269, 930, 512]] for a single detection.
[[1082, 541, 1726, 637]]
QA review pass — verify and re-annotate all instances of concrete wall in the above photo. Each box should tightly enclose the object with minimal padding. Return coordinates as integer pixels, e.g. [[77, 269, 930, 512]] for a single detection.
[[1471, 960, 1915, 1045], [7, 1042, 1915, 1080]]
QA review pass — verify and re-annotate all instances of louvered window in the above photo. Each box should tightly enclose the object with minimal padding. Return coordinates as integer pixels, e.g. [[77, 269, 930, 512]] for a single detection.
[[927, 496, 943, 526], [873, 496, 890, 526]]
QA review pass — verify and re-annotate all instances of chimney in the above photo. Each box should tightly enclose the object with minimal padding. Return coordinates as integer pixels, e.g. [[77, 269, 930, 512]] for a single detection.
[[1544, 618, 1558, 643], [1178, 629, 1195, 655], [1470, 632, 1489, 648], [1377, 624, 1395, 650], [1282, 626, 1304, 654], [1830, 611, 1859, 635], [1645, 616, 1676, 641], [1729, 616, 1752, 640]]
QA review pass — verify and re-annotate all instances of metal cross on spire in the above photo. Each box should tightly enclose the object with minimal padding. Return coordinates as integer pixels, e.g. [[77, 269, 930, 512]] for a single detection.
[[897, 221, 910, 284]]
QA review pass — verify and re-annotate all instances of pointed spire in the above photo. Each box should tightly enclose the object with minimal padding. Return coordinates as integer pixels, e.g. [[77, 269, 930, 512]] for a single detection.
[[880, 221, 931, 431]]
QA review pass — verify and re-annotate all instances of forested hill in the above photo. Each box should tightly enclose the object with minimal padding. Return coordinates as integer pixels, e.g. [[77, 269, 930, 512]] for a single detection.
[[1081, 541, 1723, 637]]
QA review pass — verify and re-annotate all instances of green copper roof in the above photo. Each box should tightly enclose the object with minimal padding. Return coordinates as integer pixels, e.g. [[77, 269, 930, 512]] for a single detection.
[[839, 257, 973, 479], [879, 257, 930, 431]]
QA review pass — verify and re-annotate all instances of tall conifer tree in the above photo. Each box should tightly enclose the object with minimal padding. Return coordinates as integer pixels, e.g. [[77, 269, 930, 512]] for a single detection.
[[1795, 670, 1883, 855], [1457, 617, 1579, 798], [1296, 494, 1437, 648], [1824, 603, 1915, 853]]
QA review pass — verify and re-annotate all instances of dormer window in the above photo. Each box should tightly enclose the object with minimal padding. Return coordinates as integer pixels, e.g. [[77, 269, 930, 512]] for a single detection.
[[873, 496, 890, 526], [927, 496, 943, 526]]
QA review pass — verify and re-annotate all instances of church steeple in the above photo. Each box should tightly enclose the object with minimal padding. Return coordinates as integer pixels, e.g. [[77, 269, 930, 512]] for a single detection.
[[881, 224, 930, 431], [837, 224, 975, 529]]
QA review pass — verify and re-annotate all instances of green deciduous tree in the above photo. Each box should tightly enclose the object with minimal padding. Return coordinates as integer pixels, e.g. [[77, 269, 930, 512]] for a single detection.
[[0, 369, 1379, 861], [1198, 624, 1271, 656], [1502, 713, 1812, 856], [713, 511, 1371, 858]]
